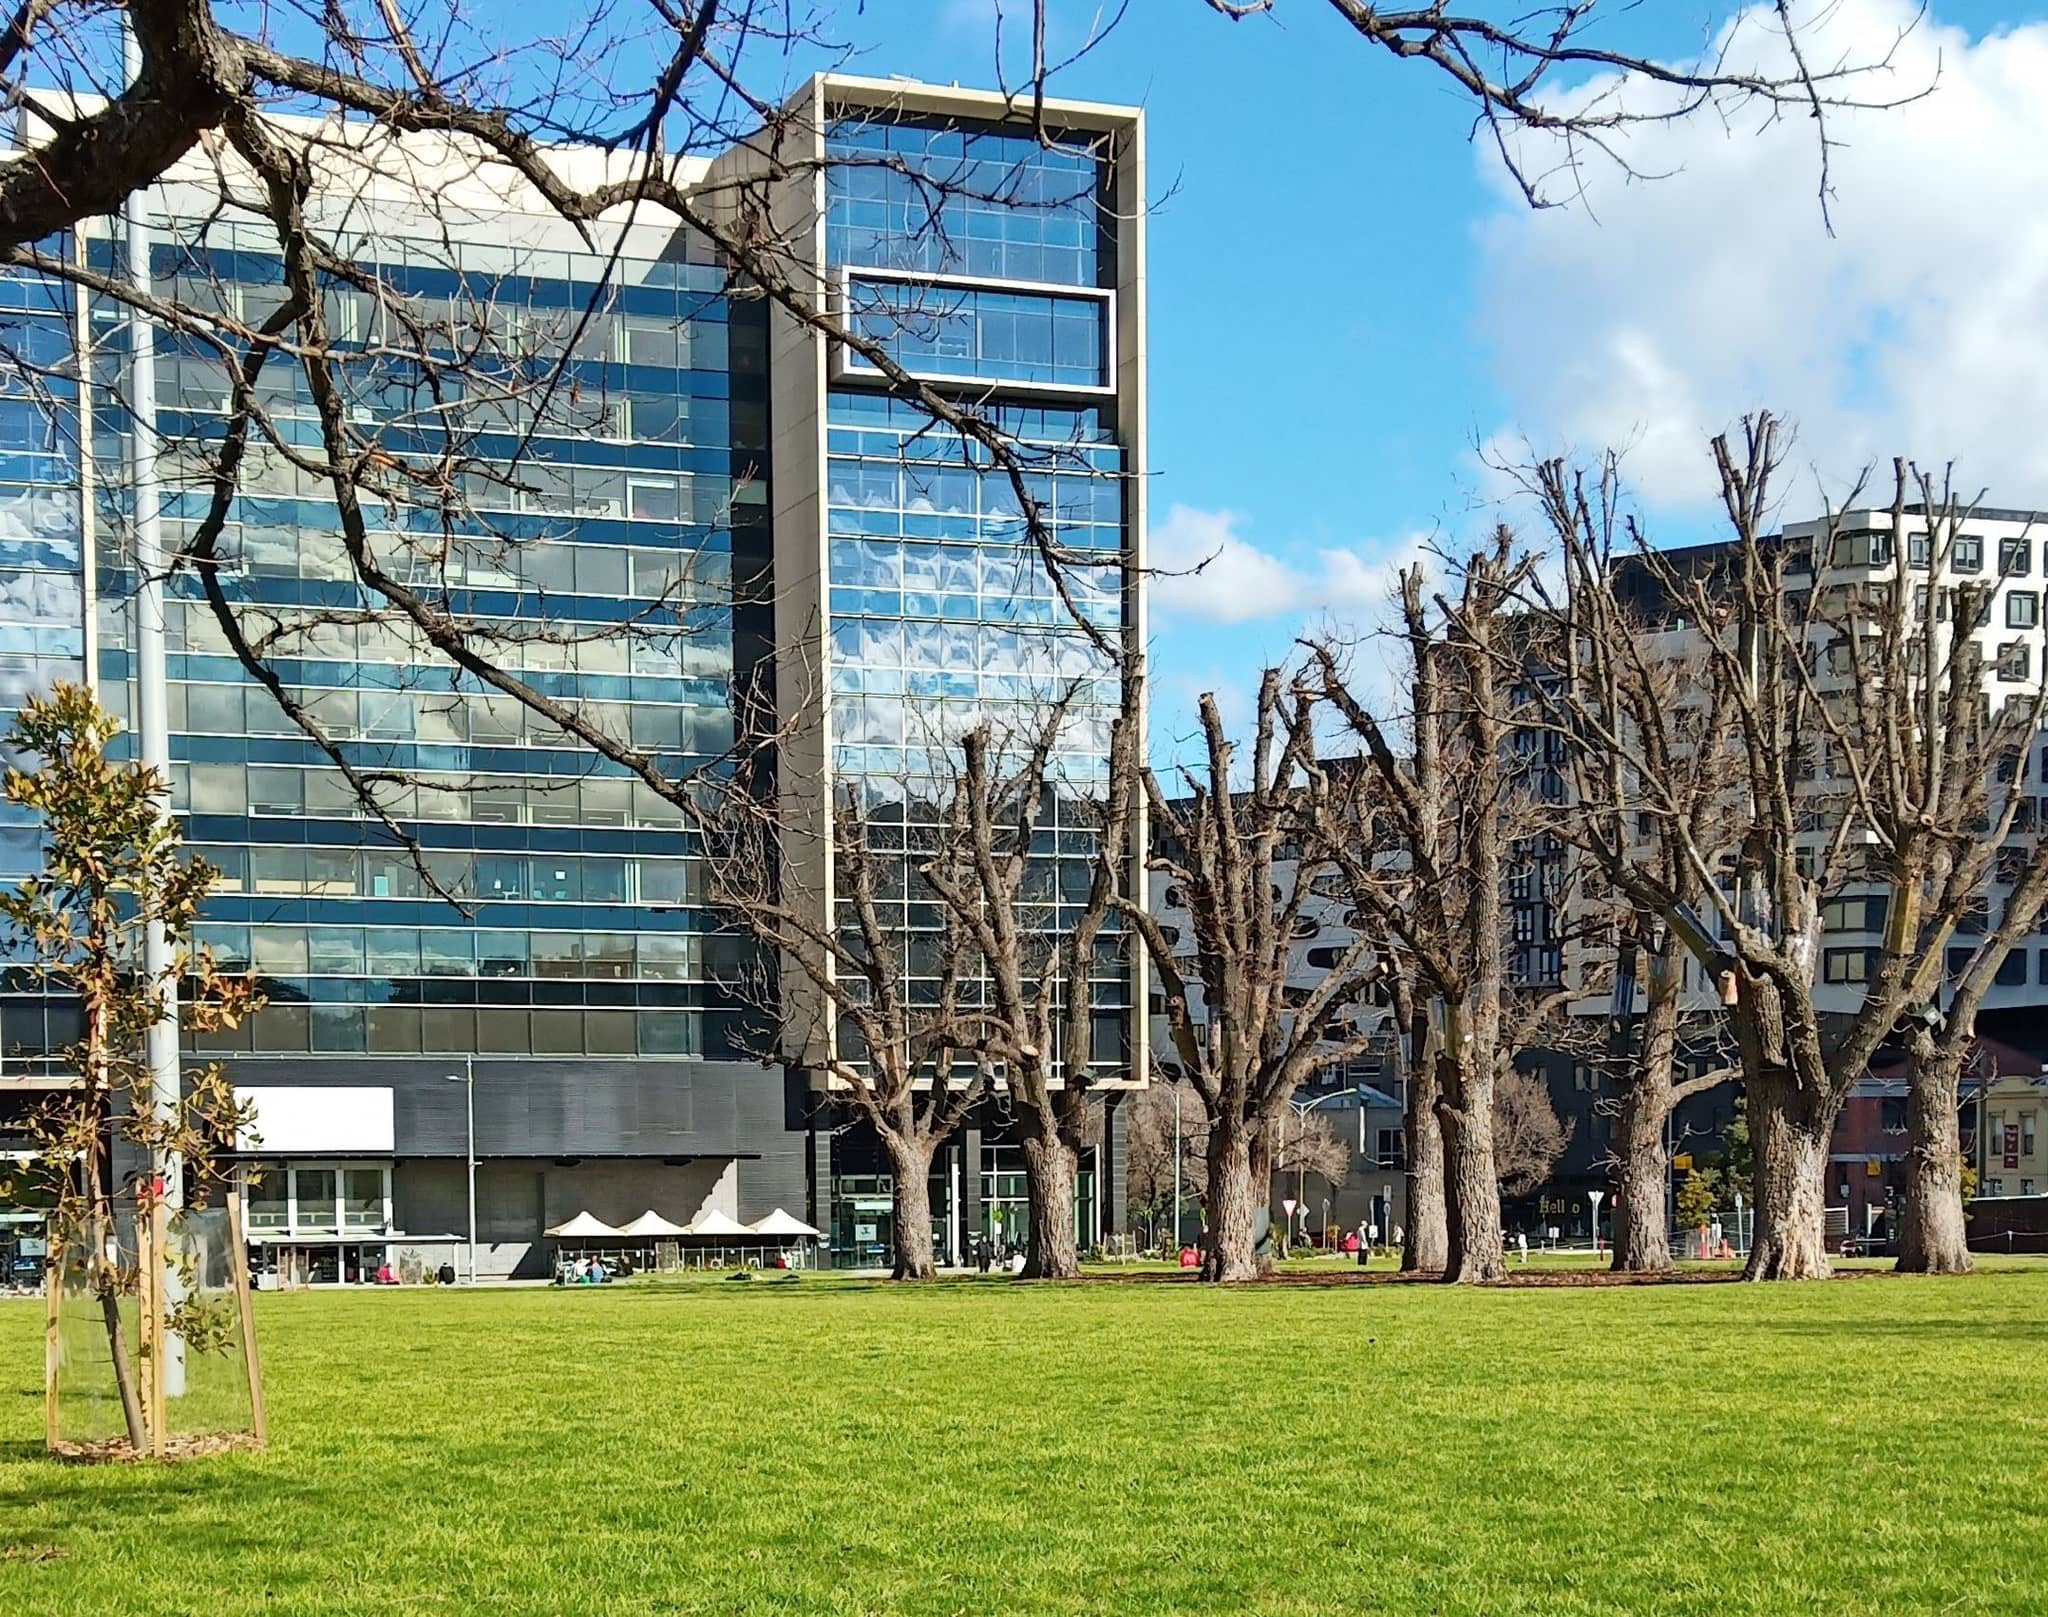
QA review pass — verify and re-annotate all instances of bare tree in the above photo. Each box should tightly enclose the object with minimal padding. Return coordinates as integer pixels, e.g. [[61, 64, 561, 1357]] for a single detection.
[[1527, 455, 1741, 1272], [1122, 671, 1385, 1282], [1197, 0, 1926, 223], [704, 747, 987, 1282], [1379, 947, 1447, 1272], [1310, 532, 1539, 1283], [1123, 1076, 1203, 1245], [1272, 1109, 1354, 1200], [1544, 420, 2048, 1278], [919, 694, 1138, 1280], [1491, 1066, 1572, 1199]]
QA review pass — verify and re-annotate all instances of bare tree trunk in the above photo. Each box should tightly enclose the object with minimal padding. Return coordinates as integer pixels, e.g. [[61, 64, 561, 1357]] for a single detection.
[[1202, 1115, 1263, 1283], [1019, 1127, 1080, 1280], [1609, 1088, 1672, 1273], [883, 1132, 938, 1282], [1743, 1075, 1834, 1281], [1440, 1054, 1505, 1283], [1896, 1036, 1971, 1275], [87, 1195, 146, 1449], [1403, 1054, 1449, 1273]]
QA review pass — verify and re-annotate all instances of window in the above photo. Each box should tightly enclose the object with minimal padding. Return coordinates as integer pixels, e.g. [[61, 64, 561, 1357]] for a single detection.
[[1821, 894, 1887, 932], [2001, 535, 2034, 578], [1998, 641, 2032, 682], [2026, 1114, 2038, 1158], [1832, 529, 1892, 568], [1880, 1097, 1907, 1133], [243, 1162, 391, 1238], [1573, 1062, 1599, 1091], [1376, 1128, 1405, 1170], [2008, 591, 2040, 630], [1954, 534, 1983, 574], [1996, 951, 2029, 987], [1823, 948, 1873, 984], [294, 1168, 337, 1232], [1907, 531, 1931, 569]]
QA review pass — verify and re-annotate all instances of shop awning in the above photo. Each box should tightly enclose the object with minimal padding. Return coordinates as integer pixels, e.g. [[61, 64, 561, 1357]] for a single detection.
[[618, 1210, 691, 1238], [749, 1208, 823, 1239], [544, 1211, 622, 1239]]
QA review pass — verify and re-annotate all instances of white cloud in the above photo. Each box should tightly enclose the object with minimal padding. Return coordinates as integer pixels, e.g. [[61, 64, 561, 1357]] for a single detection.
[[1148, 503, 1431, 626], [1476, 1, 2048, 516], [1148, 504, 1306, 623]]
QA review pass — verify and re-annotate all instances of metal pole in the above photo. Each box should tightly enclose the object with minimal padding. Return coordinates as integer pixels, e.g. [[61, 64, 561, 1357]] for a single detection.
[[123, 20, 182, 1399], [1171, 1082, 1181, 1253], [465, 1054, 478, 1284]]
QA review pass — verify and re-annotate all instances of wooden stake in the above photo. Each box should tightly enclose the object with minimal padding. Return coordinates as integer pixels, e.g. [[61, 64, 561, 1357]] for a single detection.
[[227, 1187, 266, 1447], [144, 1203, 166, 1458], [44, 1248, 60, 1453], [135, 1211, 156, 1457]]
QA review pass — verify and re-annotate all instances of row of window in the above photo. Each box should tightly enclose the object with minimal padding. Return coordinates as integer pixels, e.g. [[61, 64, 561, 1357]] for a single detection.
[[127, 231, 728, 306], [827, 456, 1121, 524], [829, 535, 1120, 598], [193, 1002, 711, 1058], [193, 844, 700, 905], [167, 683, 735, 756], [828, 616, 1110, 679], [163, 521, 736, 601], [162, 599, 734, 682], [171, 763, 693, 829], [193, 923, 719, 980], [1835, 528, 2041, 577], [244, 1163, 389, 1237], [845, 280, 1107, 391], [1824, 945, 2048, 986], [826, 118, 1106, 290]]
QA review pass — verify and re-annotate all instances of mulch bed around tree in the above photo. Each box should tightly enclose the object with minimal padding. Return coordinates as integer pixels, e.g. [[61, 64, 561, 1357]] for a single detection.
[[48, 1432, 263, 1464]]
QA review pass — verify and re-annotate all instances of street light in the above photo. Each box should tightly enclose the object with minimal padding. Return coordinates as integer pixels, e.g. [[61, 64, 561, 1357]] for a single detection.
[[445, 1057, 476, 1284], [1288, 1085, 1368, 1241], [1171, 1081, 1182, 1256]]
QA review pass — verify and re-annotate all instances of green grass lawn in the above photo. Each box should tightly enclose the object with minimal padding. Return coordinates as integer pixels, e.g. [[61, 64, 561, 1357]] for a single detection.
[[4, 1264, 2047, 1616]]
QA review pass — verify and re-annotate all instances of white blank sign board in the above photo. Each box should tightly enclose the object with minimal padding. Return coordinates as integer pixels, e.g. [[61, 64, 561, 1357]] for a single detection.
[[236, 1087, 395, 1154]]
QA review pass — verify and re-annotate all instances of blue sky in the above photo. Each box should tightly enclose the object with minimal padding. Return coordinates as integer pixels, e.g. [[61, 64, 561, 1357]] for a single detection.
[[767, 0, 2048, 745]]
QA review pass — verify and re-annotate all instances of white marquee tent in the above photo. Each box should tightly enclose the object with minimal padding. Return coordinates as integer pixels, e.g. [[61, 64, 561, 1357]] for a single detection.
[[681, 1209, 752, 1238], [749, 1208, 823, 1239], [618, 1210, 691, 1238], [545, 1211, 622, 1239]]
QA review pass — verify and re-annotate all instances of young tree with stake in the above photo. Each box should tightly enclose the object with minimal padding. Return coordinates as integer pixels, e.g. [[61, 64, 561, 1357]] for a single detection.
[[0, 685, 259, 1451]]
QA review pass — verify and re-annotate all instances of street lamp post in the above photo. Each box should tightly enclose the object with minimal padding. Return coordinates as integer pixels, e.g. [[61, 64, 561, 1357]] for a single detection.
[[1288, 1085, 1368, 1244], [1169, 1082, 1183, 1255], [446, 1058, 476, 1284]]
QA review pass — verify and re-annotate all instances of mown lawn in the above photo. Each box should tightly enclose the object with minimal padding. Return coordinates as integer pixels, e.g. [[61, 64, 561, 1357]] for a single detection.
[[3, 1263, 2046, 1615]]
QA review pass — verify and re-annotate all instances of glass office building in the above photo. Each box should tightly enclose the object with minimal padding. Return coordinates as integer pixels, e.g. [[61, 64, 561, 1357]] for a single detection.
[[0, 74, 1145, 1277], [797, 88, 1146, 1263]]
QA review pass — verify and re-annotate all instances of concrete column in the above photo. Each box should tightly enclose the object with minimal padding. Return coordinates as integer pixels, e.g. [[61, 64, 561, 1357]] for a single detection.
[[1100, 1093, 1128, 1251], [807, 1123, 833, 1266], [960, 1125, 983, 1255]]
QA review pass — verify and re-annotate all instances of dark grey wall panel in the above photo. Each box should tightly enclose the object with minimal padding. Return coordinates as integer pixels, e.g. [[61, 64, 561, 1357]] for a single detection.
[[223, 1056, 793, 1160]]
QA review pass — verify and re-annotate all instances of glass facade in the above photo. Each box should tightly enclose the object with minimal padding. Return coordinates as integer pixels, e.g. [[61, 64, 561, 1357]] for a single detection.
[[822, 108, 1134, 1077], [78, 220, 771, 1061], [825, 121, 1104, 287], [0, 248, 87, 1065], [844, 278, 1108, 390]]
